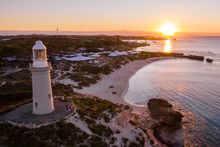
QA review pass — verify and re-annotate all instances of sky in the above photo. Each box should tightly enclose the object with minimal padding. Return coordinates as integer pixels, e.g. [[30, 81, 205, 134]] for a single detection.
[[1, 0, 220, 33]]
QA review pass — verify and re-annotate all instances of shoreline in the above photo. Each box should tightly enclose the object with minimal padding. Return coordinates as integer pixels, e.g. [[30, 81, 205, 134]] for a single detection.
[[75, 56, 181, 146], [75, 57, 175, 106]]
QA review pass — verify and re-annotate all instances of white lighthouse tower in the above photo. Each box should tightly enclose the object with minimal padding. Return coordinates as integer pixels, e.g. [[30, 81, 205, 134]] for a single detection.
[[30, 40, 54, 115]]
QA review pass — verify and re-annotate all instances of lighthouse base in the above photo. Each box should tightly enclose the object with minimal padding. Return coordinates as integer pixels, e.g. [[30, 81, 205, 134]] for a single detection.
[[0, 100, 72, 125], [31, 67, 54, 115], [33, 107, 54, 115]]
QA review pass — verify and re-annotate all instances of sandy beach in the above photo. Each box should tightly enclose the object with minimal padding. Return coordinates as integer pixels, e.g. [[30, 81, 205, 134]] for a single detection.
[[76, 57, 174, 105]]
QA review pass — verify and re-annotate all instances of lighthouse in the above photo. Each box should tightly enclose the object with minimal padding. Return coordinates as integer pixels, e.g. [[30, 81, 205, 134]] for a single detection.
[[30, 40, 54, 115]]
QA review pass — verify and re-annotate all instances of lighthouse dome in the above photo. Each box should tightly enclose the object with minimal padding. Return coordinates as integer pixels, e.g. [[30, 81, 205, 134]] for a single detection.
[[32, 40, 46, 50]]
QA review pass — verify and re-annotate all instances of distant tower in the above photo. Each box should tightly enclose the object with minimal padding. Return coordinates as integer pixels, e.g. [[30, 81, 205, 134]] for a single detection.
[[56, 27, 59, 35], [30, 40, 54, 115]]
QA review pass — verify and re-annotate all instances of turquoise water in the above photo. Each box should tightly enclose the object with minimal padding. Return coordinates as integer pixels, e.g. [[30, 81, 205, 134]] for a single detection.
[[124, 59, 220, 146]]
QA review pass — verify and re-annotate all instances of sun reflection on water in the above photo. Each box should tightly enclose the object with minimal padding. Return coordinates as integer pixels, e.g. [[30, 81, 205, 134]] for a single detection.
[[164, 39, 172, 53]]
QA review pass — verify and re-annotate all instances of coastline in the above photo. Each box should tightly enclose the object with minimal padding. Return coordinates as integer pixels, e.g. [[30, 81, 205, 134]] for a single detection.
[[75, 57, 175, 106], [75, 56, 183, 146]]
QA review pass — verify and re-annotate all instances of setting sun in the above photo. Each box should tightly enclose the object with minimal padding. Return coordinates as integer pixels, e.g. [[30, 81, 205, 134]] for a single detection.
[[159, 22, 178, 36]]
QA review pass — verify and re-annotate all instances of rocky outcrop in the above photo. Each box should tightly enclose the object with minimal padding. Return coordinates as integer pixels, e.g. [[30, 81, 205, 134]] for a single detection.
[[183, 55, 204, 61], [148, 98, 184, 147], [206, 58, 213, 63]]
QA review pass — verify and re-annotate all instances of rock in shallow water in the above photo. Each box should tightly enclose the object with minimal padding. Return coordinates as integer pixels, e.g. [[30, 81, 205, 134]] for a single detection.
[[148, 98, 184, 147]]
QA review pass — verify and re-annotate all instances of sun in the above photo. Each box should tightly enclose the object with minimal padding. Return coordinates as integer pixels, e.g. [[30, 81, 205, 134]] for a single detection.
[[159, 22, 178, 36]]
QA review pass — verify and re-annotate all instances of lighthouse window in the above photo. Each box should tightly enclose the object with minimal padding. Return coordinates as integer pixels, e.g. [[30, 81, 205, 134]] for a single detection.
[[48, 94, 51, 99], [35, 102, 38, 108], [35, 50, 46, 60]]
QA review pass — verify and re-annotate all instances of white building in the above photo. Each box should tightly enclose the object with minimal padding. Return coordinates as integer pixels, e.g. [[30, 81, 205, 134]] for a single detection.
[[30, 40, 54, 115]]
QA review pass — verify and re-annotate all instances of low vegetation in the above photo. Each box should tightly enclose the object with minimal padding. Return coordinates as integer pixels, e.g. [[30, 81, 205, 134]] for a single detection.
[[0, 86, 146, 146], [89, 123, 113, 137], [0, 70, 32, 113], [0, 35, 156, 58], [70, 96, 146, 146], [72, 96, 123, 122], [0, 121, 108, 147]]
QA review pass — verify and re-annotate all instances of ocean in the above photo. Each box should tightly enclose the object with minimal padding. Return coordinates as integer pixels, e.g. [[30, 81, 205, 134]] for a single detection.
[[135, 36, 220, 62], [125, 36, 220, 146]]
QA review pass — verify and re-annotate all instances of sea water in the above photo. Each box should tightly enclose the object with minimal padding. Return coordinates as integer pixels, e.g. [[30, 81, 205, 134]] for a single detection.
[[125, 36, 220, 146], [135, 36, 220, 62]]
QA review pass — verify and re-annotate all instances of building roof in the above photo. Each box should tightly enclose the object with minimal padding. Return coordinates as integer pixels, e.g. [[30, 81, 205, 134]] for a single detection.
[[32, 40, 47, 50]]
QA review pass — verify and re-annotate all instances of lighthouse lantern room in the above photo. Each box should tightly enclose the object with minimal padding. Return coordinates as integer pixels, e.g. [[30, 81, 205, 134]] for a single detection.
[[30, 40, 54, 115], [32, 41, 48, 68]]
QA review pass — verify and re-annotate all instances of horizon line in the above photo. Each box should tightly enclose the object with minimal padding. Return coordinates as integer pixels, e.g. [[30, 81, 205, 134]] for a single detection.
[[1, 30, 220, 36]]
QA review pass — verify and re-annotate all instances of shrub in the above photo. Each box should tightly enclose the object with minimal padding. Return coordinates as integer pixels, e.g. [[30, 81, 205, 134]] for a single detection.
[[122, 137, 129, 145], [88, 136, 108, 147], [89, 124, 113, 137], [129, 120, 138, 126], [72, 97, 121, 121], [0, 121, 90, 146]]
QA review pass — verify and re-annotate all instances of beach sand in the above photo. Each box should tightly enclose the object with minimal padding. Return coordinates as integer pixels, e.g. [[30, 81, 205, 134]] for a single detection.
[[75, 57, 173, 106]]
